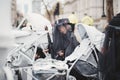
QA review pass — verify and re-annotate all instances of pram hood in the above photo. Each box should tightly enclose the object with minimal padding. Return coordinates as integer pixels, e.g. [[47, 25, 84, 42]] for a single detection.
[[77, 23, 105, 52], [65, 24, 104, 77], [65, 23, 105, 61]]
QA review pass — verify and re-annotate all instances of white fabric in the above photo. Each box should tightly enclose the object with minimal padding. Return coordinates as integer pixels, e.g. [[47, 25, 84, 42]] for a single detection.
[[65, 39, 91, 61], [77, 23, 105, 51], [12, 30, 31, 38], [26, 13, 52, 31], [65, 23, 104, 61], [3, 67, 14, 80], [33, 59, 68, 71]]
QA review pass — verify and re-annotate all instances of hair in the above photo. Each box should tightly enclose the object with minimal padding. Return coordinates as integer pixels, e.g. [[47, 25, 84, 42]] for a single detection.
[[109, 13, 120, 26], [57, 24, 66, 31], [116, 13, 120, 17], [36, 47, 45, 58]]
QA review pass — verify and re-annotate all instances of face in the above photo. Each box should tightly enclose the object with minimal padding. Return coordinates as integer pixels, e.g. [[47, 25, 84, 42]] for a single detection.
[[65, 24, 71, 30], [59, 26, 67, 34]]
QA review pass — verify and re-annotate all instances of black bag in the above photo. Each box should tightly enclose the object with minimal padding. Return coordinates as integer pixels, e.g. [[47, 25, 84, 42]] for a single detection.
[[74, 49, 99, 78]]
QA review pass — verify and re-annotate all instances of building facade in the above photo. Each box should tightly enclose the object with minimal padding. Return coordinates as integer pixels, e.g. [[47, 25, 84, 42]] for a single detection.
[[16, 0, 32, 15], [62, 0, 103, 22], [32, 0, 42, 14], [60, 0, 120, 31]]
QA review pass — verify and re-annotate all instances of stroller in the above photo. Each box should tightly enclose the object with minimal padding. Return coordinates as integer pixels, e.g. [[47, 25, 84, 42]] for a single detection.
[[6, 24, 104, 80], [6, 30, 75, 80], [6, 31, 49, 67], [6, 31, 53, 80], [65, 23, 105, 80], [31, 23, 105, 80]]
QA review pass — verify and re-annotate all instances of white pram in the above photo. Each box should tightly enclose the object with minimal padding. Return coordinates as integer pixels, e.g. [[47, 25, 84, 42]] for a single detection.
[[65, 23, 105, 79], [31, 23, 105, 80], [6, 31, 54, 80], [6, 31, 75, 80], [6, 24, 104, 80]]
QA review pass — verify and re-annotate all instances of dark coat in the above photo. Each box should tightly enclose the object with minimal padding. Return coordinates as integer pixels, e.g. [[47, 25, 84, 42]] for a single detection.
[[102, 26, 120, 80], [51, 25, 79, 60]]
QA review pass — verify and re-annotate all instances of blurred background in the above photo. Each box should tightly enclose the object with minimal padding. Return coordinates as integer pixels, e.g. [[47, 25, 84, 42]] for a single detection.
[[11, 0, 120, 31]]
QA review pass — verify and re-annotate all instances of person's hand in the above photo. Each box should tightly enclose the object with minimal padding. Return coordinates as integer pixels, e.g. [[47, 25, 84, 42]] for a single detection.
[[57, 50, 64, 57], [59, 52, 64, 56], [43, 49, 49, 53]]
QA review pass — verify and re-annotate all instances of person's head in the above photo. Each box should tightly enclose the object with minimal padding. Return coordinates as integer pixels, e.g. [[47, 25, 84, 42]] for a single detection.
[[65, 24, 72, 31], [56, 18, 72, 34], [109, 13, 120, 26], [108, 13, 120, 37], [58, 24, 67, 34]]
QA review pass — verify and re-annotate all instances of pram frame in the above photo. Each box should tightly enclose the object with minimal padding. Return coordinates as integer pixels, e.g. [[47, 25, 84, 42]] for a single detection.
[[66, 39, 99, 80]]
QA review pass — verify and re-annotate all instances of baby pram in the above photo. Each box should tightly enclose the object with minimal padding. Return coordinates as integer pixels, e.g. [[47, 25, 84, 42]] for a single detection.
[[65, 23, 105, 80], [6, 31, 53, 80], [6, 31, 49, 67], [31, 23, 104, 80], [6, 24, 104, 80], [6, 30, 76, 80]]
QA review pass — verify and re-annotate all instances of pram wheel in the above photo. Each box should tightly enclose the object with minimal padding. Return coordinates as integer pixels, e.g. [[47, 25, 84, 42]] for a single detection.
[[68, 75, 76, 80]]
